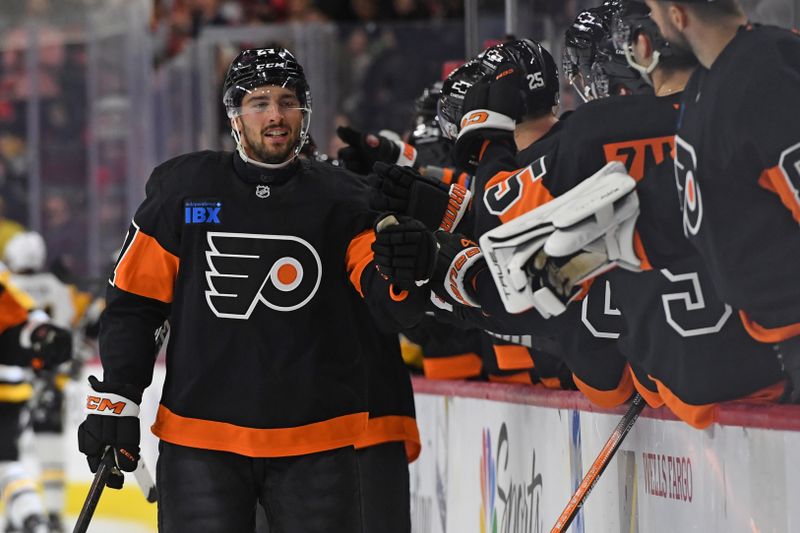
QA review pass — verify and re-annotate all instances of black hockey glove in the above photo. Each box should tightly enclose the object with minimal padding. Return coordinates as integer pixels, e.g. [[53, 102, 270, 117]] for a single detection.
[[337, 126, 417, 175], [430, 231, 485, 308], [22, 322, 72, 371], [370, 162, 472, 233], [777, 336, 800, 404], [372, 214, 438, 287], [453, 63, 522, 169], [78, 376, 142, 484]]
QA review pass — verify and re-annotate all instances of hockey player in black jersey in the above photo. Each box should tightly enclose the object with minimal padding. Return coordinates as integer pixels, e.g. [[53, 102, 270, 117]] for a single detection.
[[76, 47, 427, 533], [643, 0, 800, 401], [473, 2, 784, 425]]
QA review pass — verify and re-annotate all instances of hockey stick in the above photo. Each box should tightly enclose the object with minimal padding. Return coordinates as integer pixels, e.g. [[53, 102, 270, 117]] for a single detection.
[[73, 447, 121, 533], [550, 393, 646, 533], [134, 457, 158, 503]]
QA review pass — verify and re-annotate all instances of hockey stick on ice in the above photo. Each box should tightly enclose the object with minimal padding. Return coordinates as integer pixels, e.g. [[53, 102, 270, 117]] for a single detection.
[[550, 393, 646, 533], [72, 447, 121, 533]]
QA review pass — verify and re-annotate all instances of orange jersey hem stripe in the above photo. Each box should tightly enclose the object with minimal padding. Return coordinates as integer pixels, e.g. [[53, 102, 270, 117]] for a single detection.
[[653, 378, 784, 430], [629, 370, 665, 408], [151, 405, 368, 458], [113, 230, 178, 303], [353, 415, 421, 463], [738, 310, 800, 343], [346, 230, 375, 298], [488, 372, 533, 385], [422, 353, 482, 380], [573, 368, 634, 409], [492, 344, 534, 371], [0, 287, 28, 333]]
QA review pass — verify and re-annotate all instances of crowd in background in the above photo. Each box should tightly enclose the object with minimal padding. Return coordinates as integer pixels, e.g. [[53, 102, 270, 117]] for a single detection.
[[0, 0, 795, 291]]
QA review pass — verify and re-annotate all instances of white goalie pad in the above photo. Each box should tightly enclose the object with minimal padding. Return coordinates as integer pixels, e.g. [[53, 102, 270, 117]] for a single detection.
[[479, 161, 641, 316], [479, 220, 554, 315], [542, 161, 640, 270]]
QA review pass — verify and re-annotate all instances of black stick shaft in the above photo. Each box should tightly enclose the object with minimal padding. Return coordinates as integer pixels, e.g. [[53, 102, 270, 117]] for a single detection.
[[73, 448, 116, 533]]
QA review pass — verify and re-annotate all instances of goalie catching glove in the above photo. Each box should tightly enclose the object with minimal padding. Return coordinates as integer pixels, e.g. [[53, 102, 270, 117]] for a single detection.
[[78, 376, 142, 486], [480, 161, 641, 318], [337, 126, 417, 174], [370, 162, 471, 232], [372, 214, 484, 306]]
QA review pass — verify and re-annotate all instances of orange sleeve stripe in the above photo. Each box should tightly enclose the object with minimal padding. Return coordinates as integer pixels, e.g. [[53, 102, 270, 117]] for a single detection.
[[113, 231, 178, 303], [572, 368, 634, 409], [346, 230, 375, 298], [478, 140, 491, 162], [441, 167, 454, 185], [423, 353, 483, 380], [738, 310, 800, 343], [492, 344, 534, 371], [488, 371, 533, 385], [152, 405, 368, 458], [353, 415, 421, 463], [0, 286, 29, 333], [758, 166, 800, 224], [628, 370, 665, 408]]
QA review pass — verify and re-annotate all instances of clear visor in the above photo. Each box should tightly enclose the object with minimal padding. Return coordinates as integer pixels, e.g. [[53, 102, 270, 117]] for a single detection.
[[436, 97, 461, 141], [611, 17, 633, 52], [224, 84, 309, 119]]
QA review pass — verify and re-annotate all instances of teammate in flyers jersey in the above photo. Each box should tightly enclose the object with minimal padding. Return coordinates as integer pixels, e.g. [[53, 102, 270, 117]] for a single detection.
[[76, 47, 427, 533], [642, 0, 800, 401], [477, 2, 784, 425]]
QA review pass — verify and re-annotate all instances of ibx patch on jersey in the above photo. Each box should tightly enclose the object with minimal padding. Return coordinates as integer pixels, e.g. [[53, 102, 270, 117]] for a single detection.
[[184, 200, 222, 224]]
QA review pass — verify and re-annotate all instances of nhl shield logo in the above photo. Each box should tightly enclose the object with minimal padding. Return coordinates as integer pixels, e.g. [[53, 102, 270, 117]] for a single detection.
[[256, 185, 270, 198]]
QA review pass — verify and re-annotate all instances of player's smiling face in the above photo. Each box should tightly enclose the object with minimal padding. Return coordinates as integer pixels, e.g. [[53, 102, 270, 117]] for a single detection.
[[236, 85, 303, 164]]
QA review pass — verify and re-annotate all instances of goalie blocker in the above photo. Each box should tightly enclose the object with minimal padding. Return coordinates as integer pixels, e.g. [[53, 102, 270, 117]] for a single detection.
[[479, 161, 642, 318]]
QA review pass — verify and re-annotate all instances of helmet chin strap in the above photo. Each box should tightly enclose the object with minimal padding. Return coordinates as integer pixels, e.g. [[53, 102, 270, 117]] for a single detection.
[[230, 111, 312, 170], [623, 47, 660, 87]]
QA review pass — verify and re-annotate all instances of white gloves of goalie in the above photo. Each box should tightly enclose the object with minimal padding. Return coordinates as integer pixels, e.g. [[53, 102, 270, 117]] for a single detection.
[[480, 161, 642, 318]]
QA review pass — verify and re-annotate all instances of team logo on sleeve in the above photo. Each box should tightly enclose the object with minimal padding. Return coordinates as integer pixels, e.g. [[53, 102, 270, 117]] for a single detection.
[[204, 232, 322, 319], [674, 136, 703, 236]]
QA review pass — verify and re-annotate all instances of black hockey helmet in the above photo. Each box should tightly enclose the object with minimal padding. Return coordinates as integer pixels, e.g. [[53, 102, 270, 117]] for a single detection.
[[222, 47, 313, 165], [222, 47, 312, 116], [410, 81, 444, 146], [437, 59, 491, 140], [611, 0, 695, 85], [563, 3, 646, 100], [477, 38, 559, 119]]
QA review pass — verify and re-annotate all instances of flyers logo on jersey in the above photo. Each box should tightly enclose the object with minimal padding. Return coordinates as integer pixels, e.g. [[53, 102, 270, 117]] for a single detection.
[[674, 136, 703, 236], [205, 232, 322, 319]]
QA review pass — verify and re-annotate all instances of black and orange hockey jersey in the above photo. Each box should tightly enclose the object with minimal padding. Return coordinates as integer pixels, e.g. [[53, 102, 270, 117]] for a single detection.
[[351, 301, 420, 462], [671, 25, 800, 344], [471, 91, 784, 423], [100, 151, 426, 458]]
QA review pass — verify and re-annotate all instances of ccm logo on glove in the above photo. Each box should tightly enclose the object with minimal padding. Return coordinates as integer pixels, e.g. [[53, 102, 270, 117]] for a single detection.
[[84, 392, 140, 417]]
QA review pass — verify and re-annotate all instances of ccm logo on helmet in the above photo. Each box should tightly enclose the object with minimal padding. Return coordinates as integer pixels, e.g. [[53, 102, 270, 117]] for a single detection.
[[205, 232, 323, 319], [86, 396, 127, 415], [461, 111, 489, 128]]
